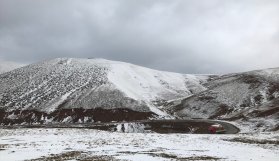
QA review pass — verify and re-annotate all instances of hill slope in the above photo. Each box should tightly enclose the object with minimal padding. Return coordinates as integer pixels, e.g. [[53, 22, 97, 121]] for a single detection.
[[164, 68, 279, 132], [0, 58, 207, 124]]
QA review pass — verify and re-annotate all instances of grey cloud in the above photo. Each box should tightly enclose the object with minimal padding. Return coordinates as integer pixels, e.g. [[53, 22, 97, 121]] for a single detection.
[[0, 0, 278, 74]]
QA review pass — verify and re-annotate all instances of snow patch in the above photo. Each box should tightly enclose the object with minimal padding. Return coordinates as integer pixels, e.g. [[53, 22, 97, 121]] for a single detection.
[[47, 92, 72, 112]]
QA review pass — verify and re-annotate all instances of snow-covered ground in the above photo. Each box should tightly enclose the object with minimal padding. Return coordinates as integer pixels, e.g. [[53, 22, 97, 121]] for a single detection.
[[0, 128, 278, 161]]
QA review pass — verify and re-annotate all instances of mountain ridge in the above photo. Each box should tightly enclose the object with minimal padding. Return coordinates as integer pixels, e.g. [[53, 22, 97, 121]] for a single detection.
[[0, 58, 207, 124], [0, 58, 278, 131], [164, 67, 279, 132]]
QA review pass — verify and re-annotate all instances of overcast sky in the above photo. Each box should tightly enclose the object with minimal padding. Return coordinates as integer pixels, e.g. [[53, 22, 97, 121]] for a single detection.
[[0, 0, 278, 74]]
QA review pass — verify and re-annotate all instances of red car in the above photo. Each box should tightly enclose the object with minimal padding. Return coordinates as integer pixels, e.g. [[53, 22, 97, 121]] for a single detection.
[[208, 124, 226, 134]]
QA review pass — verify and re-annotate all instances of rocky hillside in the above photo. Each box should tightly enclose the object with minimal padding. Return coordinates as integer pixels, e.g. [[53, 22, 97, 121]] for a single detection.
[[0, 58, 207, 124], [164, 68, 279, 131]]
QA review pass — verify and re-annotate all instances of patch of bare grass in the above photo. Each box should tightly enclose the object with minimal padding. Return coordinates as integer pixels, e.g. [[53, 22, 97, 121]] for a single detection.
[[224, 138, 279, 145], [0, 144, 9, 149], [178, 156, 224, 160], [118, 151, 223, 160], [26, 151, 83, 161], [25, 151, 121, 161]]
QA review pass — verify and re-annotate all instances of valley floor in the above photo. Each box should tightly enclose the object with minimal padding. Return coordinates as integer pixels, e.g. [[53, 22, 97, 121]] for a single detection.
[[0, 128, 278, 161]]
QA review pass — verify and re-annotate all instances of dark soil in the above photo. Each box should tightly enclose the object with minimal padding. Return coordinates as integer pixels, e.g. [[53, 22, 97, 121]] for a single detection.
[[146, 152, 178, 159], [0, 108, 157, 125], [119, 151, 223, 160], [0, 144, 8, 149], [209, 104, 233, 119], [253, 106, 279, 117], [223, 114, 247, 121], [178, 156, 224, 160], [151, 153, 224, 160], [26, 151, 120, 161], [254, 95, 263, 104], [268, 83, 279, 96], [271, 124, 279, 131], [224, 138, 279, 145], [240, 74, 263, 89], [197, 95, 215, 101], [0, 119, 239, 134]]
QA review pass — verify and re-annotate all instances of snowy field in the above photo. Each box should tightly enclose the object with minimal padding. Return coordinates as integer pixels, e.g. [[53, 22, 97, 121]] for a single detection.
[[0, 128, 278, 161]]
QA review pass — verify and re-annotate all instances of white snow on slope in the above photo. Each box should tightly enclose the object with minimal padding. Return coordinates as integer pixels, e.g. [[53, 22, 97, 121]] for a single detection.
[[252, 67, 279, 81], [107, 59, 206, 101]]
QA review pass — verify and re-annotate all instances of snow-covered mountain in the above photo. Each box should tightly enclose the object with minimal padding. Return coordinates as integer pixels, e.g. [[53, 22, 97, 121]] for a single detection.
[[0, 60, 25, 74], [1, 58, 278, 131], [165, 68, 279, 132], [0, 58, 207, 124]]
